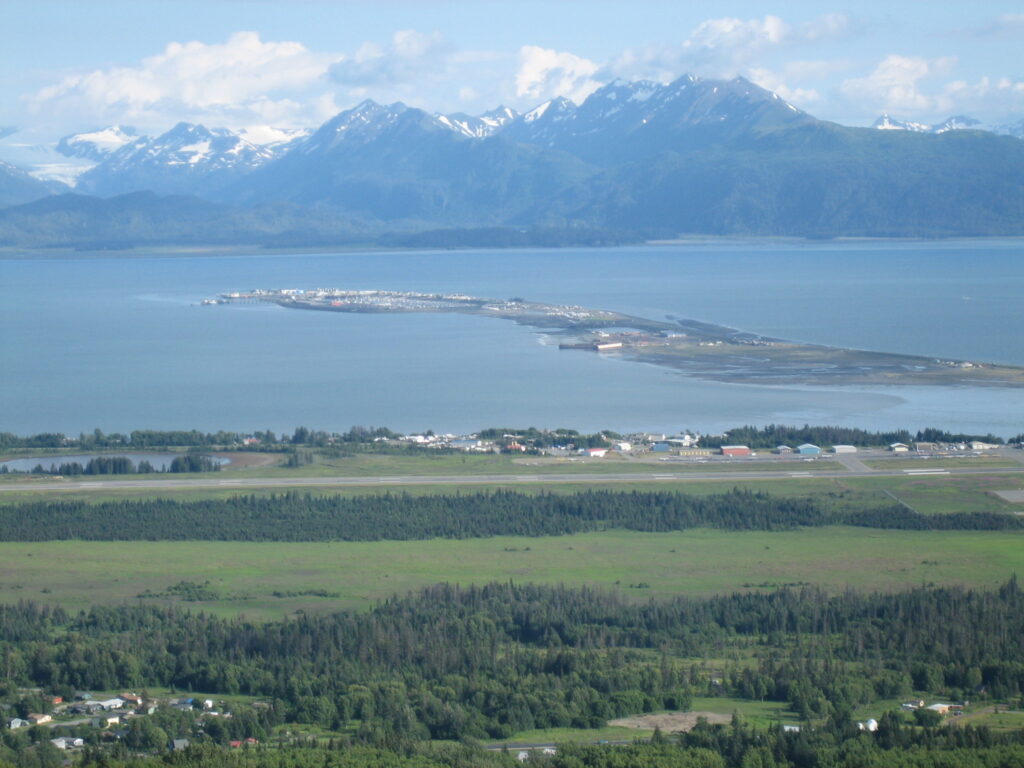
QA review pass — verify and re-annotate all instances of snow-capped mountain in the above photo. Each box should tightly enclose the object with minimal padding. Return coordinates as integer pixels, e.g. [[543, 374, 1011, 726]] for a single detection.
[[500, 74, 812, 164], [872, 114, 930, 132], [236, 125, 310, 150], [76, 122, 276, 196], [56, 126, 138, 162], [437, 106, 519, 138], [872, 113, 1022, 138], [0, 159, 65, 207]]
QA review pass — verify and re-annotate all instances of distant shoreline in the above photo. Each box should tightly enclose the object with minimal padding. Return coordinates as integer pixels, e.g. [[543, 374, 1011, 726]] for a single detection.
[[3, 234, 1024, 260]]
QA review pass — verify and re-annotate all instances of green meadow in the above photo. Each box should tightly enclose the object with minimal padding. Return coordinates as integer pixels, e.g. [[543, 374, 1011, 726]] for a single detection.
[[3, 527, 1023, 620]]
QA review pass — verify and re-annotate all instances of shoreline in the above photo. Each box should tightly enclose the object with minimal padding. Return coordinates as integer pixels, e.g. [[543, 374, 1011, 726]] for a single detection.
[[214, 287, 1024, 390]]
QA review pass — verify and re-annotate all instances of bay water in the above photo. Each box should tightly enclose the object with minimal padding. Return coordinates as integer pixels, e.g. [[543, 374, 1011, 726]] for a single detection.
[[2, 239, 1022, 437]]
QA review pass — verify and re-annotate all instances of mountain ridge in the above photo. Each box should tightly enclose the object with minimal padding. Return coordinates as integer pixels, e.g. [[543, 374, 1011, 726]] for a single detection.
[[3, 73, 1024, 244]]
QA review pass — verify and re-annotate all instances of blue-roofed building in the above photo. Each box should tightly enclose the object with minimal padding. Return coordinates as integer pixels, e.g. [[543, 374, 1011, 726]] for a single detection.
[[796, 443, 821, 455]]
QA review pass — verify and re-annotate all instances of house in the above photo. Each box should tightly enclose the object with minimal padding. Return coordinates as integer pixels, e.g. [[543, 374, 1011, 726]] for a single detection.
[[8, 718, 28, 729], [98, 698, 125, 711], [927, 703, 952, 714], [27, 713, 52, 725], [120, 694, 142, 707], [831, 445, 857, 454], [890, 443, 910, 452], [720, 445, 751, 457], [92, 715, 121, 728], [50, 737, 84, 750], [773, 445, 793, 454], [796, 444, 821, 455], [614, 442, 632, 452]]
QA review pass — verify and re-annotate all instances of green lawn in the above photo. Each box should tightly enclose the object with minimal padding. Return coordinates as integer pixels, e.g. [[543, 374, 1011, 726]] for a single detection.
[[688, 697, 801, 728], [3, 527, 1022, 620], [495, 726, 652, 745]]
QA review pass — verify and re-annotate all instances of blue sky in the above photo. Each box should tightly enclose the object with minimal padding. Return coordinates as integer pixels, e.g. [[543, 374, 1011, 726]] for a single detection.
[[4, 0, 1024, 141]]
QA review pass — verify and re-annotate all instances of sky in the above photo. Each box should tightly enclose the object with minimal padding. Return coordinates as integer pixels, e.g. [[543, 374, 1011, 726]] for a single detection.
[[3, 0, 1024, 149]]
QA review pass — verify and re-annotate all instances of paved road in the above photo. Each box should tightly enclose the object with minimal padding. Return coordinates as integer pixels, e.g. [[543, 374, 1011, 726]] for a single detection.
[[2, 464, 1023, 493]]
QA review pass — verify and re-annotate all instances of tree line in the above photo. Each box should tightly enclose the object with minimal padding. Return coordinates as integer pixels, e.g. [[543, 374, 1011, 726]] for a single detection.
[[1, 488, 1021, 543], [1, 455, 221, 476], [702, 424, 1007, 449]]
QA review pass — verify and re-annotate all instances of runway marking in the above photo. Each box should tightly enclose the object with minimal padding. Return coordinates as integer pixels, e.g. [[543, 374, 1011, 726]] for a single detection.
[[789, 472, 813, 477], [904, 469, 950, 475]]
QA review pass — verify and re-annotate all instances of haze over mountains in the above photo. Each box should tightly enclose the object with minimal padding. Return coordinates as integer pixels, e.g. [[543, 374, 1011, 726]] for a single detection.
[[2, 74, 1024, 246]]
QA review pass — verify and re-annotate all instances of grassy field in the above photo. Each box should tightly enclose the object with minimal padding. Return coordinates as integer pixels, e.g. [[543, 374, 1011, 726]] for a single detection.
[[3, 527, 1023, 620], [0, 450, 846, 482], [0, 468, 1018, 518]]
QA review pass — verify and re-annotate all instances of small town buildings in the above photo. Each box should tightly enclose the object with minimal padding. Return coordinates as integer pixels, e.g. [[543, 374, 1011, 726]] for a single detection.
[[914, 442, 938, 452], [831, 445, 857, 454], [614, 442, 632, 452], [796, 444, 821, 455], [677, 448, 713, 457], [666, 433, 700, 447], [720, 445, 751, 457], [50, 737, 84, 750], [651, 442, 672, 453]]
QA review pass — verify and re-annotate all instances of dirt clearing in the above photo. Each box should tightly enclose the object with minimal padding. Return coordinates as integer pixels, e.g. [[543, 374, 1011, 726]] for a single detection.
[[609, 712, 732, 732]]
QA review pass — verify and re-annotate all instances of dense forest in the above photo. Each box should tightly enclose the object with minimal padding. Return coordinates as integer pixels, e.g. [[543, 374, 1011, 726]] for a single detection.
[[3, 580, 1024, 750], [0, 488, 1020, 543]]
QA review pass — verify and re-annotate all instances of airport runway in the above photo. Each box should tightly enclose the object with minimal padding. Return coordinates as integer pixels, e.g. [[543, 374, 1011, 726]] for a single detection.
[[2, 463, 1024, 493]]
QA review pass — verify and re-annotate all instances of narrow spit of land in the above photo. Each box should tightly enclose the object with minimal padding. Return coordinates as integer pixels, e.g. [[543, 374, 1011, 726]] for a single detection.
[[207, 288, 1024, 387]]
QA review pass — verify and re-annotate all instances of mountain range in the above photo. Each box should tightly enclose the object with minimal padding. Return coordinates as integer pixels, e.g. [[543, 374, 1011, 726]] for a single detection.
[[2, 74, 1024, 245]]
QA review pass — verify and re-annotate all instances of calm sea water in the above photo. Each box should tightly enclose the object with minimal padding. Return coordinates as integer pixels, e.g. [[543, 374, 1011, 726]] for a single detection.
[[2, 240, 1023, 437]]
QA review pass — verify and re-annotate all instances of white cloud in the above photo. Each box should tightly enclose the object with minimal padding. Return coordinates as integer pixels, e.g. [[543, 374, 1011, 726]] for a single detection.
[[29, 31, 339, 131], [839, 54, 957, 115], [328, 30, 454, 88], [606, 13, 853, 84], [746, 68, 820, 106], [514, 46, 602, 104]]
